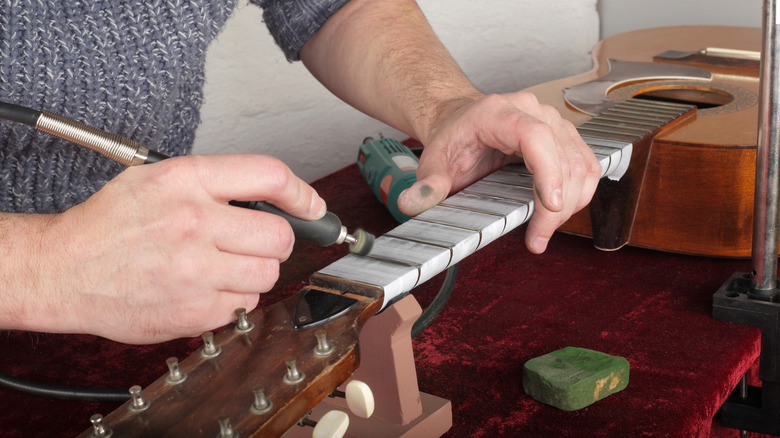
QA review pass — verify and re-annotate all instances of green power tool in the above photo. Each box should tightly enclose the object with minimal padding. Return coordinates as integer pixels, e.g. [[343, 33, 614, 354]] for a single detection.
[[357, 137, 419, 223]]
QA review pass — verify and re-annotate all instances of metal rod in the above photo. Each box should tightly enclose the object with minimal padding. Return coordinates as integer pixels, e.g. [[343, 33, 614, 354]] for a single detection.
[[751, 0, 780, 298]]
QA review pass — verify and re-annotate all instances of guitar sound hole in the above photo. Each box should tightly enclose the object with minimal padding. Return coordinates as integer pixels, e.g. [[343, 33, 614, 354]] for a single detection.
[[634, 87, 733, 109]]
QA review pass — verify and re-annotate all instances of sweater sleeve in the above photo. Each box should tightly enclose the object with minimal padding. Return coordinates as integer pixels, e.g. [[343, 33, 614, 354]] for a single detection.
[[253, 0, 351, 61]]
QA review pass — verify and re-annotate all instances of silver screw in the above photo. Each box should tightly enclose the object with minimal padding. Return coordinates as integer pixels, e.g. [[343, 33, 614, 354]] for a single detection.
[[165, 357, 187, 384], [201, 331, 222, 358], [284, 356, 305, 384], [314, 329, 334, 356], [128, 385, 150, 412]]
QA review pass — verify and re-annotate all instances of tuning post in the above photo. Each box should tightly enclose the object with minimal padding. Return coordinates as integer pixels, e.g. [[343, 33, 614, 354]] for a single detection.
[[165, 357, 187, 384], [234, 308, 254, 333], [314, 329, 334, 356], [201, 331, 222, 358], [284, 356, 305, 384], [89, 414, 112, 438], [299, 410, 350, 438], [217, 416, 239, 438], [128, 385, 150, 412], [250, 386, 273, 415]]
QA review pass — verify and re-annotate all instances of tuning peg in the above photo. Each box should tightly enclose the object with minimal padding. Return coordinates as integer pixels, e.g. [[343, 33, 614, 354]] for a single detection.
[[311, 410, 349, 438], [234, 308, 254, 333], [201, 331, 222, 358], [89, 414, 112, 438], [250, 386, 273, 415], [314, 329, 334, 356], [283, 356, 305, 384], [165, 357, 187, 384], [217, 416, 238, 438], [128, 385, 150, 412], [344, 380, 375, 419]]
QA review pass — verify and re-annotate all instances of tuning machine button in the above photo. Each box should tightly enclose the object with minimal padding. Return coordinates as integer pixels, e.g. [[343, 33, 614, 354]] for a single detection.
[[344, 380, 375, 419], [311, 410, 349, 438]]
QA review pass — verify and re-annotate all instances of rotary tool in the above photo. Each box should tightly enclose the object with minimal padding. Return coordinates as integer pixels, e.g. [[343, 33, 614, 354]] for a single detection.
[[0, 102, 374, 255], [357, 137, 419, 223]]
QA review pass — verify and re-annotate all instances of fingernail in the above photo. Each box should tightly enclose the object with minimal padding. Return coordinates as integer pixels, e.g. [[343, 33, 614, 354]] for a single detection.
[[551, 188, 563, 210], [531, 236, 549, 253], [313, 197, 327, 219]]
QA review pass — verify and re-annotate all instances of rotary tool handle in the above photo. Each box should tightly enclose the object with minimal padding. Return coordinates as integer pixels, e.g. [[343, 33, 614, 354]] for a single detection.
[[231, 200, 344, 247]]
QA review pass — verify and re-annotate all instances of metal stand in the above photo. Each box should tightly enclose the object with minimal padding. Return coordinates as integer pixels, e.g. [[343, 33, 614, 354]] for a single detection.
[[713, 0, 780, 434]]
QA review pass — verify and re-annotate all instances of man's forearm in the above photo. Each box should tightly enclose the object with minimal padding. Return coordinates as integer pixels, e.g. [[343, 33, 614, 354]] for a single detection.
[[300, 0, 482, 145], [0, 212, 75, 334]]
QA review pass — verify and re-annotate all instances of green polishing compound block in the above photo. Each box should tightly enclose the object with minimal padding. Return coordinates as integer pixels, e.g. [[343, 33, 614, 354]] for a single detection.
[[522, 347, 629, 411]]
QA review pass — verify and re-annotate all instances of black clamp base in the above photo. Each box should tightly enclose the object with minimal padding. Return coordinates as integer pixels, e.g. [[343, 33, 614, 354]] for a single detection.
[[713, 272, 780, 435]]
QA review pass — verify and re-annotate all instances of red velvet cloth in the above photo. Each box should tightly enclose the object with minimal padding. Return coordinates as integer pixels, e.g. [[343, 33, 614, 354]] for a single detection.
[[0, 164, 767, 437]]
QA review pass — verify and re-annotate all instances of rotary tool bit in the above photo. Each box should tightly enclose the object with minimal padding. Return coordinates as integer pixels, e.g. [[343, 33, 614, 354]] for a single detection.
[[4, 104, 375, 254]]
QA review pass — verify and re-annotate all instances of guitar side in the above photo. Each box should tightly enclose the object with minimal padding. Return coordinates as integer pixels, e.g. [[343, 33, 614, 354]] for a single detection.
[[526, 25, 762, 257]]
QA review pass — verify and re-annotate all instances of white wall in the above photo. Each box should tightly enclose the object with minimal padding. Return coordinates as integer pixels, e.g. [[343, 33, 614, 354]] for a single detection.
[[192, 0, 599, 183], [598, 0, 762, 39]]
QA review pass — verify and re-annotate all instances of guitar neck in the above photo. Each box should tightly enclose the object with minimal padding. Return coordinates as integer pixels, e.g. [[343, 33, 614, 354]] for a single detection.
[[316, 98, 695, 311]]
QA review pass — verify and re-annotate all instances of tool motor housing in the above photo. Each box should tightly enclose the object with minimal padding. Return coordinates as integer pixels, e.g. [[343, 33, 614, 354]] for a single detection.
[[357, 138, 418, 223]]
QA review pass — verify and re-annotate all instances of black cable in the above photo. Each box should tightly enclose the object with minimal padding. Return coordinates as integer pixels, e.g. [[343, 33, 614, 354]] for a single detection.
[[0, 101, 41, 127], [411, 263, 459, 338], [0, 100, 133, 402], [0, 370, 129, 402]]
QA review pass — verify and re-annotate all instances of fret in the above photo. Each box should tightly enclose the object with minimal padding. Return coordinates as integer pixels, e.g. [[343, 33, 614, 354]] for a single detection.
[[591, 115, 663, 129], [415, 205, 506, 249], [441, 192, 531, 234], [482, 170, 534, 187], [385, 220, 481, 262], [463, 181, 536, 203], [364, 236, 451, 287], [619, 98, 691, 112], [600, 107, 678, 122], [577, 127, 640, 143], [579, 120, 654, 134]]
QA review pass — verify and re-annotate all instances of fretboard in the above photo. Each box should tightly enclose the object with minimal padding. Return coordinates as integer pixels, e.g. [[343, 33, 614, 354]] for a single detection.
[[317, 98, 694, 310]]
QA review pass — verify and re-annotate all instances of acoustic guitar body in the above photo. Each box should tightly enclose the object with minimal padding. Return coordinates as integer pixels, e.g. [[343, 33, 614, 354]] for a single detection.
[[527, 26, 762, 257]]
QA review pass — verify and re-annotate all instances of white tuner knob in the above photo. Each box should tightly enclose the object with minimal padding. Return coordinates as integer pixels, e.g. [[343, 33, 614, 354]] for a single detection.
[[312, 410, 349, 438], [345, 380, 375, 419]]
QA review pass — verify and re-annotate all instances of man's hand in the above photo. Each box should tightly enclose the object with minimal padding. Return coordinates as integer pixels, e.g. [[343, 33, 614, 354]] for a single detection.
[[300, 0, 600, 254], [398, 92, 602, 254], [2, 154, 325, 344]]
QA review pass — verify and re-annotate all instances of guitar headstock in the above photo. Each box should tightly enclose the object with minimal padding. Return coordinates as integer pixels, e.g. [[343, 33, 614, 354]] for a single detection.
[[77, 282, 383, 437]]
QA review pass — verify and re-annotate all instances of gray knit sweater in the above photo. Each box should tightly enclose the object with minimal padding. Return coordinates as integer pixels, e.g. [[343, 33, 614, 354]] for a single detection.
[[0, 0, 349, 213]]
